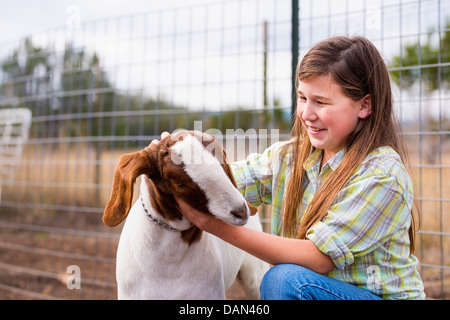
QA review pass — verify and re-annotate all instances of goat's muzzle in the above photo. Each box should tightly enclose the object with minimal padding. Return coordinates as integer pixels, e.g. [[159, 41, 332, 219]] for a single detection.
[[226, 203, 250, 226], [230, 205, 249, 221]]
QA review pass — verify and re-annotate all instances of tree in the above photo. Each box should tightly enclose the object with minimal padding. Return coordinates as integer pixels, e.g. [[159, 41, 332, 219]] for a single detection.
[[390, 20, 450, 92], [389, 20, 450, 163], [1, 37, 52, 103]]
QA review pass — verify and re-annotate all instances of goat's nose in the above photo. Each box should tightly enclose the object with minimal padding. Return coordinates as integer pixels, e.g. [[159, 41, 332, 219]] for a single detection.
[[230, 206, 247, 220]]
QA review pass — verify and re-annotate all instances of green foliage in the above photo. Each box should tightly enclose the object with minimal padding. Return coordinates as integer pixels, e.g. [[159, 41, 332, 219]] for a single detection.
[[390, 21, 450, 92]]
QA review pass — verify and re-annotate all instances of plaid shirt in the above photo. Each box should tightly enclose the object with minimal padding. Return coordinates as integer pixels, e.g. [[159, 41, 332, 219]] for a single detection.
[[231, 140, 425, 300]]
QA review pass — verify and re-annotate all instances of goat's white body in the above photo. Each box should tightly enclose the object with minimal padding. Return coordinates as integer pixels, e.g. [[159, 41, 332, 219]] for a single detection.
[[116, 180, 268, 300]]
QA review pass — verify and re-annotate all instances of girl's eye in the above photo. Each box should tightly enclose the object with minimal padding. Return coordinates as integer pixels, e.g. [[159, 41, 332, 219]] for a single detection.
[[317, 100, 327, 105], [299, 96, 307, 102]]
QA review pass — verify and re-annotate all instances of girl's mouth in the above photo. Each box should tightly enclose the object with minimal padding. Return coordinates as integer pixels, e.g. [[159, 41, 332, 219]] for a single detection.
[[308, 127, 326, 135]]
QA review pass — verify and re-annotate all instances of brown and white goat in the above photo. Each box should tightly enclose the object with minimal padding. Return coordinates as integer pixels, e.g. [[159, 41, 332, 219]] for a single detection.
[[103, 131, 269, 299]]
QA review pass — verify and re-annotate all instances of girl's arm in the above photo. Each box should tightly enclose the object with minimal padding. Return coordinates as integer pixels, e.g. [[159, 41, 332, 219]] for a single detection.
[[176, 197, 335, 274]]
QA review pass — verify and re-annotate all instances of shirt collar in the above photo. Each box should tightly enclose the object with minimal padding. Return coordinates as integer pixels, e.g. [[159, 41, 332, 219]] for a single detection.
[[303, 148, 346, 172]]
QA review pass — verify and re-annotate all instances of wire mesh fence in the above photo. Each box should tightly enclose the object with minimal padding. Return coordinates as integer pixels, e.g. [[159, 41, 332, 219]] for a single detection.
[[0, 0, 448, 299], [299, 0, 450, 300]]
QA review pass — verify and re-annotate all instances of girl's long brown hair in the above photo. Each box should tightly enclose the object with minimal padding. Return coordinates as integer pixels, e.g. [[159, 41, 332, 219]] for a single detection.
[[282, 36, 416, 252]]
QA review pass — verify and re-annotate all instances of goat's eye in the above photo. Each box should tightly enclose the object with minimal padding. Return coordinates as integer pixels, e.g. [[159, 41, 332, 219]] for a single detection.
[[176, 183, 184, 188]]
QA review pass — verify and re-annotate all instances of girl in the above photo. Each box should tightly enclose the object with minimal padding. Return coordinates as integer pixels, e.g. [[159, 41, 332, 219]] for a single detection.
[[171, 36, 425, 300]]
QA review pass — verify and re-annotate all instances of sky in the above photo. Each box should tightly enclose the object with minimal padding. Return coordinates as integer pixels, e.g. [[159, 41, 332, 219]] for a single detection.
[[0, 0, 292, 112], [1, 0, 448, 120], [0, 0, 222, 44]]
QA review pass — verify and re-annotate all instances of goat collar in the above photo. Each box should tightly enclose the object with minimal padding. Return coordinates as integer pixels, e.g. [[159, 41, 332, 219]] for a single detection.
[[140, 192, 191, 232]]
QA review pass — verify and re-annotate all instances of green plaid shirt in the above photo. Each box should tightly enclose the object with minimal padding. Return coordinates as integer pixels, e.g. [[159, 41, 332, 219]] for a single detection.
[[231, 140, 425, 300]]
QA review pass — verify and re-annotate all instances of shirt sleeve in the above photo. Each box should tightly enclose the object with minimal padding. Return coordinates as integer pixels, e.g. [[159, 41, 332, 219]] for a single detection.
[[230, 147, 274, 207], [306, 173, 413, 270], [231, 140, 291, 207]]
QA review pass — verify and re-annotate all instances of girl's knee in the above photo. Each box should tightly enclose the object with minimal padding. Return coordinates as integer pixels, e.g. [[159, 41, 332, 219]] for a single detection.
[[260, 264, 284, 292], [260, 264, 309, 300]]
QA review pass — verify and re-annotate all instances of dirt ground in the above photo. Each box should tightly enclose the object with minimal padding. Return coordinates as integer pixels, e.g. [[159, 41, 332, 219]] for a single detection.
[[0, 219, 250, 300]]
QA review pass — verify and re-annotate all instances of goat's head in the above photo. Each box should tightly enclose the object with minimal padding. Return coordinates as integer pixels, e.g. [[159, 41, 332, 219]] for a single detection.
[[102, 131, 257, 232]]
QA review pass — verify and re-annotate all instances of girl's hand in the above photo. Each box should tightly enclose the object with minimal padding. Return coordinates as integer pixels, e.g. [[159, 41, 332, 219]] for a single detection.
[[176, 189, 333, 272], [174, 196, 223, 232]]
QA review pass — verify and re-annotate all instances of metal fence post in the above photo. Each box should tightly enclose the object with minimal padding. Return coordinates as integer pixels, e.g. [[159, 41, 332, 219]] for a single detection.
[[291, 0, 299, 123]]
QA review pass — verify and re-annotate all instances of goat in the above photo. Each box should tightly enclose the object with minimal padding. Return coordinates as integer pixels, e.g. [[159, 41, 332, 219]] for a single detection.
[[102, 131, 269, 299]]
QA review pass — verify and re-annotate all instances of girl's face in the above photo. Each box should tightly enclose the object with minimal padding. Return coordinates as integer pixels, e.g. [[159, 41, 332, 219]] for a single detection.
[[297, 75, 371, 165]]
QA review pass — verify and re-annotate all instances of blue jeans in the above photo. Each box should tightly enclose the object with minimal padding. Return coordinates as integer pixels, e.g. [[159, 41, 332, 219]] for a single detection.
[[260, 264, 382, 300]]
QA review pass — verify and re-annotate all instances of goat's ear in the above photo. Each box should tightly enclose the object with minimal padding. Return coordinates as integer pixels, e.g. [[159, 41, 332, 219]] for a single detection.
[[102, 145, 156, 227], [221, 149, 258, 216], [247, 201, 258, 216], [220, 148, 238, 188]]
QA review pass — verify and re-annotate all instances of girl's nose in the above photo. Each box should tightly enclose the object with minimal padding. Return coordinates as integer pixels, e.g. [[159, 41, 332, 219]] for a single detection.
[[299, 101, 317, 122]]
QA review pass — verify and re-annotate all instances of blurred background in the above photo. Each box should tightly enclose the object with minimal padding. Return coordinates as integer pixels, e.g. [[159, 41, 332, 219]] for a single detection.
[[0, 0, 449, 299]]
